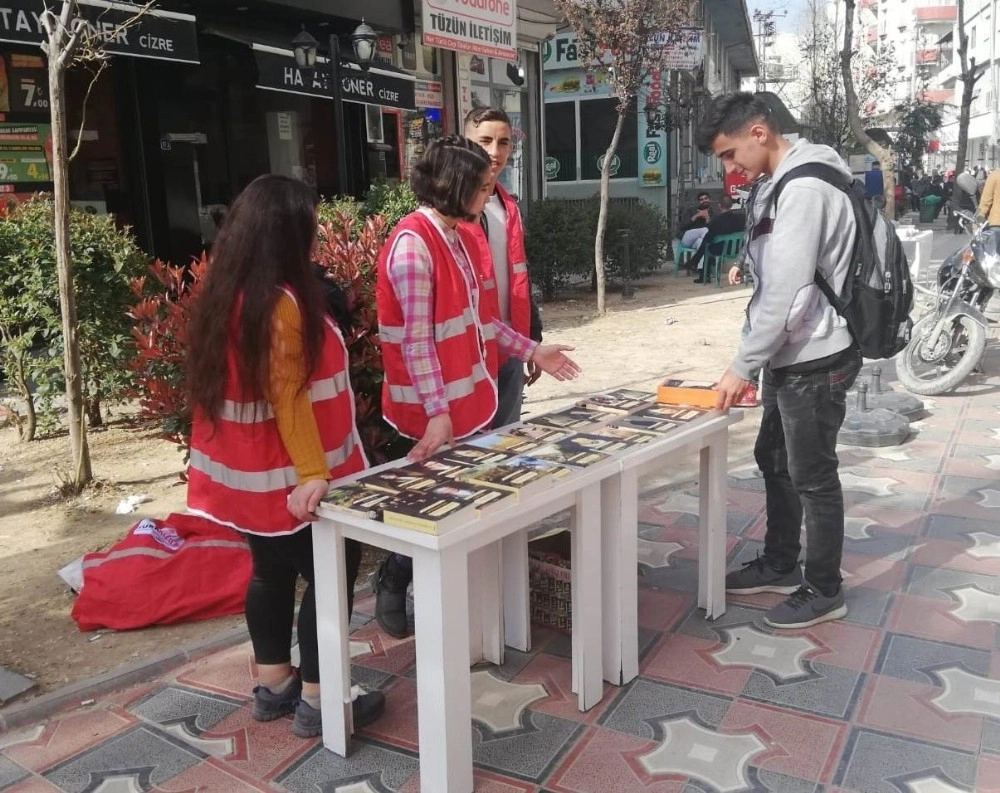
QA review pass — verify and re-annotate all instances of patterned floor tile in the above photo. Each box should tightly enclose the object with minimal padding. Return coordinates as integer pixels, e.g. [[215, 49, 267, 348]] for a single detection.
[[510, 652, 612, 725], [855, 674, 984, 751], [875, 634, 992, 685], [978, 754, 1000, 792], [841, 586, 894, 628], [839, 439, 947, 473], [641, 633, 751, 696], [471, 671, 548, 734], [741, 662, 864, 719], [711, 625, 817, 682], [933, 476, 1000, 520], [2, 709, 139, 773], [173, 643, 255, 699], [473, 710, 583, 783], [1, 777, 61, 793], [841, 469, 936, 511], [598, 679, 730, 741], [794, 620, 883, 672], [841, 526, 917, 560], [346, 626, 417, 678], [356, 677, 418, 753], [637, 558, 701, 601], [154, 760, 271, 792], [635, 587, 696, 634], [840, 553, 908, 593], [888, 592, 997, 650], [544, 725, 685, 793], [835, 728, 977, 793], [275, 740, 419, 792], [843, 503, 928, 536], [0, 756, 29, 790], [906, 563, 1000, 600], [925, 513, 1000, 543], [676, 603, 769, 643], [720, 700, 846, 786], [908, 537, 1000, 577], [41, 724, 204, 793]]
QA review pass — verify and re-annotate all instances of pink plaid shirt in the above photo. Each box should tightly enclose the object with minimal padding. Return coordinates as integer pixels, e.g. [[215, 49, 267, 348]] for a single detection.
[[386, 207, 537, 418]]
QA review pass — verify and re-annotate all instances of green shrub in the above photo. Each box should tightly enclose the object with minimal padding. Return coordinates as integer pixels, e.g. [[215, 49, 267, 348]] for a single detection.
[[361, 180, 418, 229], [524, 197, 669, 299], [0, 197, 148, 439]]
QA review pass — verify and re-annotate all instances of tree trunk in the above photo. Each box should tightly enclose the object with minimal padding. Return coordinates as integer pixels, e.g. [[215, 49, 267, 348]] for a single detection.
[[86, 396, 102, 427], [10, 347, 36, 442], [953, 0, 976, 174], [841, 0, 896, 218], [594, 109, 626, 316], [48, 52, 92, 489]]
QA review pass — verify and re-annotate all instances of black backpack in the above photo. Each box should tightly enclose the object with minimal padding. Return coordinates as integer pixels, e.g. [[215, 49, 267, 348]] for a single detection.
[[774, 163, 914, 360]]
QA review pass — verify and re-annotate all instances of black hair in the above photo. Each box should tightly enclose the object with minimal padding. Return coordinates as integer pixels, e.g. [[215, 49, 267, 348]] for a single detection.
[[694, 92, 778, 154], [410, 135, 491, 220], [464, 106, 511, 129], [187, 174, 323, 421]]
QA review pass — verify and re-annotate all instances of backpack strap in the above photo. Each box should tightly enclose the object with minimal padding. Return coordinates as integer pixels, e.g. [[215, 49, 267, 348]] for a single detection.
[[774, 162, 855, 315]]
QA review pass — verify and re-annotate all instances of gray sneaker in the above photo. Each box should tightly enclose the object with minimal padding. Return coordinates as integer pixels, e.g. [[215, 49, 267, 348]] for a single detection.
[[765, 585, 847, 629], [725, 554, 802, 595]]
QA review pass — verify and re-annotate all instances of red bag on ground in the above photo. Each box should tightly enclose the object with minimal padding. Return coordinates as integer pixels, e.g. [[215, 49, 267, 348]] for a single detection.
[[71, 513, 251, 632]]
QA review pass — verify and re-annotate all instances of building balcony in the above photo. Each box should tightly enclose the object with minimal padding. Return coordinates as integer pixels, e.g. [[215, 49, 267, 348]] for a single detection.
[[914, 4, 958, 23], [919, 88, 955, 103], [916, 47, 940, 64]]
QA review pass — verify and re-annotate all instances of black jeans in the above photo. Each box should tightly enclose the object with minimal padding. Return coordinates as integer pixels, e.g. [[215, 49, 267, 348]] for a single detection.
[[755, 346, 862, 596], [245, 528, 362, 684]]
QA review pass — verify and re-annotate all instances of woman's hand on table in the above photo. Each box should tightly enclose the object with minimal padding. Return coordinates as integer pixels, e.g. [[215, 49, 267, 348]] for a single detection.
[[408, 413, 454, 461], [287, 479, 330, 522]]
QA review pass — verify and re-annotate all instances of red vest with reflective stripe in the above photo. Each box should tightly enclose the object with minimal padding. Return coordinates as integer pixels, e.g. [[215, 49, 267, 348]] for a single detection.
[[376, 210, 500, 440], [459, 183, 531, 341], [187, 289, 367, 536]]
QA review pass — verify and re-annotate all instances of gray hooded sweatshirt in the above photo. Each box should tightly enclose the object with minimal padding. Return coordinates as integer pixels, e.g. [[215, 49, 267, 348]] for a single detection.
[[732, 139, 856, 381]]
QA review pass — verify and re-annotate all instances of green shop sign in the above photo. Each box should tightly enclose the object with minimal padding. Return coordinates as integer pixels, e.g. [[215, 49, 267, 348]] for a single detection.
[[596, 153, 621, 177], [544, 156, 561, 180]]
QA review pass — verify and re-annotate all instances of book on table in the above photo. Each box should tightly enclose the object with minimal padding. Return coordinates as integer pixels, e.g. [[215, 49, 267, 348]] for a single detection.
[[359, 459, 469, 493], [321, 481, 399, 520], [574, 391, 654, 414], [455, 454, 572, 500], [377, 488, 483, 534], [632, 404, 710, 423], [464, 427, 571, 457], [505, 436, 613, 468], [566, 425, 662, 452], [656, 378, 718, 408], [526, 405, 618, 432]]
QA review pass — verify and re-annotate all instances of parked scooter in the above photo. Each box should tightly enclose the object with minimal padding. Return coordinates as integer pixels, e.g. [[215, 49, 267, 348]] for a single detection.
[[896, 206, 999, 395]]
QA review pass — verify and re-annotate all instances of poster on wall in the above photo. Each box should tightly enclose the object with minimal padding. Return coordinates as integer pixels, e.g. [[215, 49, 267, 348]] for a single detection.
[[649, 28, 704, 71], [543, 68, 612, 100], [422, 0, 517, 61], [0, 121, 52, 185], [637, 71, 666, 188]]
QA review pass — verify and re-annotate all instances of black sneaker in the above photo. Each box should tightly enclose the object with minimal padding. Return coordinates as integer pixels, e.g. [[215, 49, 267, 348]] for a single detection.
[[373, 556, 411, 639], [290, 691, 386, 738], [765, 585, 847, 629], [252, 674, 301, 722], [725, 554, 802, 595]]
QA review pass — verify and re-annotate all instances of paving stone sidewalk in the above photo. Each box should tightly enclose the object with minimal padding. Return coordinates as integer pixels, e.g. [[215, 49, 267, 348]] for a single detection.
[[2, 220, 999, 792]]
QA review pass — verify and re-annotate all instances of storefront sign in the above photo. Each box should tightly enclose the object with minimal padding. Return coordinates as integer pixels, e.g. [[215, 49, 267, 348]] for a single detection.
[[541, 31, 612, 72], [0, 0, 199, 64], [649, 27, 704, 71], [253, 46, 416, 110], [414, 80, 443, 108], [0, 121, 51, 184], [638, 70, 666, 188], [596, 153, 621, 177], [544, 156, 559, 181], [423, 0, 517, 61]]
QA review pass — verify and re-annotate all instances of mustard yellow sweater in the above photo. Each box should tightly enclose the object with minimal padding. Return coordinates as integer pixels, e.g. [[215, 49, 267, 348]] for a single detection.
[[265, 293, 328, 484]]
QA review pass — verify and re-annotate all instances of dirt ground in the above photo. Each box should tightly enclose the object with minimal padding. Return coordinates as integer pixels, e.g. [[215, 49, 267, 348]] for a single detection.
[[0, 267, 761, 699]]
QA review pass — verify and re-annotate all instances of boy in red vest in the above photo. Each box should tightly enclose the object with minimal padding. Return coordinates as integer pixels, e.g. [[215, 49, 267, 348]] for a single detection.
[[462, 106, 544, 428]]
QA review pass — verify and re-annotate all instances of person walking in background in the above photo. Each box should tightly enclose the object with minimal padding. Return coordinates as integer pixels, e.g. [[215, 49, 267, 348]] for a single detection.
[[977, 167, 1000, 233], [462, 106, 544, 426], [371, 136, 581, 639], [864, 160, 884, 202], [697, 92, 861, 629], [185, 175, 385, 738]]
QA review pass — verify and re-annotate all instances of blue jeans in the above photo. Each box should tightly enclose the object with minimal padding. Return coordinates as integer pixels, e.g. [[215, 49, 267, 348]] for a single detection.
[[755, 346, 862, 596], [493, 357, 525, 429]]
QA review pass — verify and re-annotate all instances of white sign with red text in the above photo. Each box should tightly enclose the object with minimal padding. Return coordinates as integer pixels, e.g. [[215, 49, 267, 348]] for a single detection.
[[423, 0, 518, 61]]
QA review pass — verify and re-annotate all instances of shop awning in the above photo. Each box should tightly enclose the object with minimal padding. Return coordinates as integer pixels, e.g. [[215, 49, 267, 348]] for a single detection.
[[252, 43, 416, 110], [0, 0, 199, 63]]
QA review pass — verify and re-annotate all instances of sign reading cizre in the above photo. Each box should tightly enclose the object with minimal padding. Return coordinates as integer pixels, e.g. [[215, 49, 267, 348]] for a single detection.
[[423, 0, 517, 61], [0, 0, 199, 63]]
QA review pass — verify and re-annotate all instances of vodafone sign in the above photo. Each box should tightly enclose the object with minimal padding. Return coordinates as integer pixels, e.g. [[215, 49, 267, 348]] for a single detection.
[[423, 0, 518, 61]]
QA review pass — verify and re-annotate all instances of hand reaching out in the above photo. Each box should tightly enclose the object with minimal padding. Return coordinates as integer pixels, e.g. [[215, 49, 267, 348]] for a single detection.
[[530, 344, 582, 381], [287, 479, 330, 522]]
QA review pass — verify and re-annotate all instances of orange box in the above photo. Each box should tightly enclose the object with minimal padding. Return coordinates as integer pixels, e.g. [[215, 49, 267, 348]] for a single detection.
[[656, 378, 718, 408]]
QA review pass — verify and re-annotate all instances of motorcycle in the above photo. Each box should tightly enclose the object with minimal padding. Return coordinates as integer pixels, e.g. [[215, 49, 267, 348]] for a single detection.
[[896, 206, 1000, 395]]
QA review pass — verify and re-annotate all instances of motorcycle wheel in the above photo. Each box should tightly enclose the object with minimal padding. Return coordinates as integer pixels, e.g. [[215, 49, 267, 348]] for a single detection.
[[896, 313, 987, 395]]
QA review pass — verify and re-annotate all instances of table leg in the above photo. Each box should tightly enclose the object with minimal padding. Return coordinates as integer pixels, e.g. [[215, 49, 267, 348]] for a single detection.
[[468, 543, 503, 665], [312, 518, 353, 756], [698, 433, 729, 619], [601, 471, 639, 686], [412, 545, 474, 793], [502, 529, 530, 652], [571, 486, 603, 710]]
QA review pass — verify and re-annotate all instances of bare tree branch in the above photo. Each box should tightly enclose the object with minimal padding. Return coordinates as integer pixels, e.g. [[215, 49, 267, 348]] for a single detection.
[[69, 61, 107, 162]]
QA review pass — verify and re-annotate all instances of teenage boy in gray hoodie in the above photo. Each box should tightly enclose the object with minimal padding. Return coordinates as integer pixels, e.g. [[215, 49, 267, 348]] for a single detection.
[[696, 92, 862, 629]]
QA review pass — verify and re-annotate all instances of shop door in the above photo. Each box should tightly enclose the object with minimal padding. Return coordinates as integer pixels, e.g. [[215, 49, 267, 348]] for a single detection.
[[158, 133, 214, 264]]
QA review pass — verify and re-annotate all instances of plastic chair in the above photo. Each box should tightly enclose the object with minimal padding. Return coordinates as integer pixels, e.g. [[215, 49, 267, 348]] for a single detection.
[[704, 232, 745, 287], [672, 239, 699, 277]]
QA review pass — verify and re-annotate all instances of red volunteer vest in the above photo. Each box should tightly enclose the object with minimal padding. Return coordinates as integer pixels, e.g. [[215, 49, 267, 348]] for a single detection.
[[376, 210, 500, 440], [187, 288, 367, 535], [459, 183, 531, 340]]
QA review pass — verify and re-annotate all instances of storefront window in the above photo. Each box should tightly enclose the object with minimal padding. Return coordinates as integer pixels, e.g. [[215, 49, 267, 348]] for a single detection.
[[544, 102, 576, 183], [579, 99, 637, 181]]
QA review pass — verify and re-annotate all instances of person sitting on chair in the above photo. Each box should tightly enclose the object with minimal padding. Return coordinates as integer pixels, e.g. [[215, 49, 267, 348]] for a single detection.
[[690, 194, 746, 283]]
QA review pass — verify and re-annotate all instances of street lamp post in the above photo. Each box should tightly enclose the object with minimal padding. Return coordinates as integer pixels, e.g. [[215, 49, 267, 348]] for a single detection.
[[292, 21, 379, 196]]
